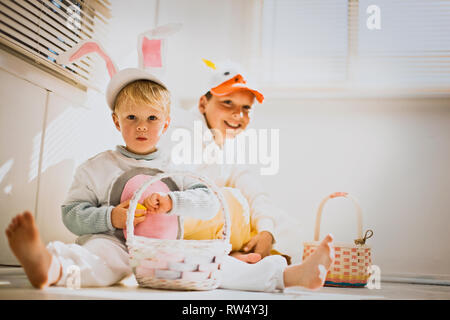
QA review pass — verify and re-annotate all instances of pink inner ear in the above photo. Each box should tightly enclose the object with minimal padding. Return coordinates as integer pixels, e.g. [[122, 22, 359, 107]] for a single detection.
[[142, 37, 162, 68], [69, 41, 116, 77]]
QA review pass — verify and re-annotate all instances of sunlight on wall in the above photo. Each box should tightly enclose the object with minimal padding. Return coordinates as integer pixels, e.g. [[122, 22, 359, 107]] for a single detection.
[[28, 106, 89, 182], [0, 159, 14, 196], [3, 184, 12, 195], [0, 158, 14, 184], [29, 134, 41, 183]]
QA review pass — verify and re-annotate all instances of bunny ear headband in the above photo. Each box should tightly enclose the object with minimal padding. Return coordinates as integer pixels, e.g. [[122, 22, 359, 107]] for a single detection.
[[56, 23, 182, 110]]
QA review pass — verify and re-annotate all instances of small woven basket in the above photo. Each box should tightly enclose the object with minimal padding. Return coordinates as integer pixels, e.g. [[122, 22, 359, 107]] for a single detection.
[[303, 192, 373, 288], [125, 171, 232, 290]]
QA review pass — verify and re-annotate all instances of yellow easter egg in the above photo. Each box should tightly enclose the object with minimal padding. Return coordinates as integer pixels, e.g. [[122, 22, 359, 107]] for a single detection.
[[134, 203, 147, 217]]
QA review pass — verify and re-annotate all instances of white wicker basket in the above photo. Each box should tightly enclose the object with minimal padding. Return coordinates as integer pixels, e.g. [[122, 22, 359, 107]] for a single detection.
[[303, 192, 373, 287], [125, 171, 232, 290]]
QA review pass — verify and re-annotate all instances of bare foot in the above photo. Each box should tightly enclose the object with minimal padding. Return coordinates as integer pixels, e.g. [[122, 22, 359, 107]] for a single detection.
[[230, 251, 262, 264], [283, 234, 334, 290], [5, 211, 60, 289]]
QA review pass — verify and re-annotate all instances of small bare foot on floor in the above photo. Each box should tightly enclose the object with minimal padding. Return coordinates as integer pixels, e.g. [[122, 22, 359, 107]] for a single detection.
[[5, 211, 59, 289], [283, 234, 334, 290], [230, 251, 262, 264]]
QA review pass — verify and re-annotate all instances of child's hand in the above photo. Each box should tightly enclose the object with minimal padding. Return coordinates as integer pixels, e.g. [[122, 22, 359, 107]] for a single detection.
[[143, 193, 172, 215], [111, 200, 147, 229], [243, 231, 274, 259]]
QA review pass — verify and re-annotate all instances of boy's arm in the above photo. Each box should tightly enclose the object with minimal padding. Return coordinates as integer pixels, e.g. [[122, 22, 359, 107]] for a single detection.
[[61, 166, 115, 236], [167, 183, 220, 220], [62, 202, 115, 236], [228, 167, 278, 241]]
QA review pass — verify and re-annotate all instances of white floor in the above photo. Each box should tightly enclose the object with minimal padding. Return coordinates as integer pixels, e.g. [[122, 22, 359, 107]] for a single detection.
[[0, 266, 449, 300]]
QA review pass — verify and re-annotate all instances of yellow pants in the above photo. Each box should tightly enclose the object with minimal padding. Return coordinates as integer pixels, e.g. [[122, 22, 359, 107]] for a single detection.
[[183, 187, 254, 251], [183, 187, 288, 262]]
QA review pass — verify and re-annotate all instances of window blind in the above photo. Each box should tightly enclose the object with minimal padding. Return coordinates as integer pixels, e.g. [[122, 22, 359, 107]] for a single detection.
[[261, 0, 349, 86], [0, 0, 111, 89], [260, 0, 450, 94], [355, 0, 450, 90]]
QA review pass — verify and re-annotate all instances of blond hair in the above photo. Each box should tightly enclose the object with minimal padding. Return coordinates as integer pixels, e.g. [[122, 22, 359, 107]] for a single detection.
[[114, 80, 171, 115]]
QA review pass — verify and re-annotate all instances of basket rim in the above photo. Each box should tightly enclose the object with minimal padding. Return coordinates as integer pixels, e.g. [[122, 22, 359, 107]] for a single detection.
[[131, 235, 229, 244], [303, 240, 371, 249], [134, 276, 221, 291]]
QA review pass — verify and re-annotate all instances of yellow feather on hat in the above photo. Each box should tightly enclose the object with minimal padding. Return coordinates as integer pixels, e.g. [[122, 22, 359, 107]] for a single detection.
[[202, 58, 216, 70]]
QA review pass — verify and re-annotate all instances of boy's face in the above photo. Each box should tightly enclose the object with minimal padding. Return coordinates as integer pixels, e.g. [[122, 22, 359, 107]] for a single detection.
[[198, 90, 255, 145], [112, 101, 170, 155]]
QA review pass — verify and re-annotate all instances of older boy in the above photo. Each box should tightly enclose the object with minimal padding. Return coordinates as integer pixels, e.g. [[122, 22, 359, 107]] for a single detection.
[[163, 63, 292, 263]]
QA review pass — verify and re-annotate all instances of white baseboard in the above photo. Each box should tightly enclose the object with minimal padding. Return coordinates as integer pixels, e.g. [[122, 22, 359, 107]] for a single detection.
[[382, 273, 450, 286], [0, 265, 23, 272], [2, 266, 449, 286]]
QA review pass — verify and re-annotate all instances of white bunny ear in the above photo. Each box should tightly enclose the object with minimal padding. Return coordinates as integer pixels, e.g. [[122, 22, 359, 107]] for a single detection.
[[137, 23, 182, 73], [56, 39, 118, 78], [145, 23, 182, 38]]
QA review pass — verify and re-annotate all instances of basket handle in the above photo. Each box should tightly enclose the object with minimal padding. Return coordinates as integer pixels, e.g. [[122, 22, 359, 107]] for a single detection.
[[125, 171, 231, 246], [313, 192, 363, 241]]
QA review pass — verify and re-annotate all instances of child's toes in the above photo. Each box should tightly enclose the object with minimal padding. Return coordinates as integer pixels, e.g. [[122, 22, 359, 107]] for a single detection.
[[324, 233, 334, 244], [23, 211, 33, 222], [247, 253, 262, 263], [10, 216, 20, 229]]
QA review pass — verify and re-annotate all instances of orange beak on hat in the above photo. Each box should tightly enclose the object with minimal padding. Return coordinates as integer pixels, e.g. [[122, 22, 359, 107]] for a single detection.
[[210, 74, 264, 103]]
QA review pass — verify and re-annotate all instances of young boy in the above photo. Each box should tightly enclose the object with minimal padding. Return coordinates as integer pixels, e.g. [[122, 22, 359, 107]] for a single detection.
[[6, 68, 334, 292], [5, 68, 220, 288]]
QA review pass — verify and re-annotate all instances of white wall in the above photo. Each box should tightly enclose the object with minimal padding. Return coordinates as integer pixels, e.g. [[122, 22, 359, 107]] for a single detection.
[[0, 46, 122, 265], [157, 0, 258, 101], [250, 98, 450, 277], [0, 67, 47, 264]]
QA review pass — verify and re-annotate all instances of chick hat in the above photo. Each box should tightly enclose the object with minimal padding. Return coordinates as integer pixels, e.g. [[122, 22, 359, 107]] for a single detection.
[[202, 59, 264, 103], [56, 23, 182, 110]]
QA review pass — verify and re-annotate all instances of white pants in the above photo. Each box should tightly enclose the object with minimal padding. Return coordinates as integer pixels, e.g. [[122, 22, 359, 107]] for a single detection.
[[47, 235, 287, 292], [219, 255, 286, 292]]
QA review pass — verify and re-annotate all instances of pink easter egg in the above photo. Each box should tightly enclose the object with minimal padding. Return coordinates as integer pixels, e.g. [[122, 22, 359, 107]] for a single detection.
[[141, 259, 169, 269], [135, 266, 155, 278], [121, 174, 178, 240], [181, 271, 210, 281]]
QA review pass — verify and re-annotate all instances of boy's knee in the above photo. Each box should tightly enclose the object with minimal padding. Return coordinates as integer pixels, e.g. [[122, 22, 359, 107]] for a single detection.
[[264, 254, 288, 270]]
